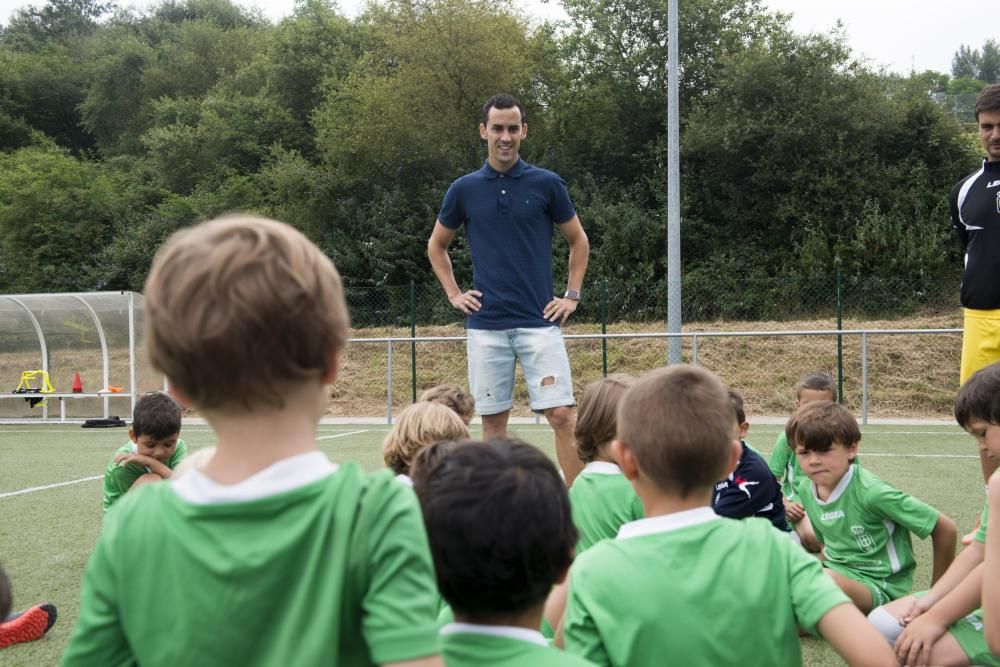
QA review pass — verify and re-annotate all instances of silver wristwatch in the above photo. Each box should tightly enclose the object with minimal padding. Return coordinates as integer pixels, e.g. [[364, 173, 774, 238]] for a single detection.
[[564, 289, 581, 301]]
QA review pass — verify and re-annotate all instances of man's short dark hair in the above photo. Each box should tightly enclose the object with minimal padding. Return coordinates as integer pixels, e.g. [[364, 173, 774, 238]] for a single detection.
[[414, 438, 576, 619], [955, 361, 1000, 428], [132, 391, 182, 439], [481, 94, 526, 125], [976, 83, 1000, 120]]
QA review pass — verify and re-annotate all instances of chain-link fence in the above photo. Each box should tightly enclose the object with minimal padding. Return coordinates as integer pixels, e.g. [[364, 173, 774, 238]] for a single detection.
[[335, 273, 964, 421], [346, 272, 961, 329]]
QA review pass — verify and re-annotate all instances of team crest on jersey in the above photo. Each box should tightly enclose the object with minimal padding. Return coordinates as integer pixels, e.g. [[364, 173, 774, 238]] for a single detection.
[[850, 524, 876, 553]]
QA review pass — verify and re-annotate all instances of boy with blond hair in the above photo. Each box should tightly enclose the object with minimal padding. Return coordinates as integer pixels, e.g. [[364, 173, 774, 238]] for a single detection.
[[789, 401, 956, 615], [868, 360, 1000, 667], [419, 384, 475, 425], [383, 401, 470, 486], [63, 215, 443, 667], [562, 365, 894, 667]]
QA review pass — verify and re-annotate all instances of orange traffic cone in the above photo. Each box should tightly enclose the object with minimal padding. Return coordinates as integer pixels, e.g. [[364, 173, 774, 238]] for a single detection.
[[71, 373, 83, 393]]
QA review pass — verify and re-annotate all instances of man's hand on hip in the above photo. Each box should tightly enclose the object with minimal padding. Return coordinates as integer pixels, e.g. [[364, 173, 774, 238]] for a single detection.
[[544, 297, 578, 325], [449, 290, 482, 315]]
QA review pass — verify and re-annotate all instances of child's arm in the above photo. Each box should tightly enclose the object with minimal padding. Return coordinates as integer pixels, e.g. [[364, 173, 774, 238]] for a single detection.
[[384, 659, 444, 667], [61, 526, 133, 664], [984, 474, 1000, 654], [562, 574, 611, 666], [895, 563, 984, 667], [929, 512, 958, 584], [115, 453, 173, 479], [817, 604, 896, 667], [900, 539, 984, 624]]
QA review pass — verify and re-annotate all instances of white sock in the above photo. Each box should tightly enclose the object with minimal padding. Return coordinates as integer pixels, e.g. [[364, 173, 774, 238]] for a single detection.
[[867, 606, 903, 645]]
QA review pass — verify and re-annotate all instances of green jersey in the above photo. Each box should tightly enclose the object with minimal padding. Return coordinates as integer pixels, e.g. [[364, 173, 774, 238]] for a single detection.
[[441, 625, 594, 667], [569, 462, 644, 552], [797, 463, 939, 598], [102, 439, 188, 512], [64, 454, 441, 666], [768, 431, 802, 500], [563, 508, 849, 666]]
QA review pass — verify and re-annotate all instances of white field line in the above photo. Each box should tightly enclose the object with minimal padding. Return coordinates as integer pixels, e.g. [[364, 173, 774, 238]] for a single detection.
[[0, 475, 103, 499], [316, 430, 368, 441], [1, 431, 369, 499]]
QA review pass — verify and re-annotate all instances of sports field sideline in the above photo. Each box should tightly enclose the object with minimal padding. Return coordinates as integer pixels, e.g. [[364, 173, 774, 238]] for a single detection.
[[0, 421, 986, 666]]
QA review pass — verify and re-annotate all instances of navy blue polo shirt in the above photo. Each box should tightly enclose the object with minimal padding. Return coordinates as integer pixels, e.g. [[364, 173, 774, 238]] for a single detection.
[[438, 159, 576, 330]]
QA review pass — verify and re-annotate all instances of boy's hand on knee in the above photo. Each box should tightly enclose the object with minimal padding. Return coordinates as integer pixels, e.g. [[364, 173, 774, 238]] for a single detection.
[[900, 594, 935, 626], [895, 613, 947, 667], [783, 498, 805, 522]]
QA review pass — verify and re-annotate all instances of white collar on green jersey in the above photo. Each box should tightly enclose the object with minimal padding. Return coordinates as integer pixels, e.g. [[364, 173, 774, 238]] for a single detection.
[[581, 461, 622, 476], [395, 473, 413, 487], [440, 623, 548, 647], [171, 451, 337, 505], [809, 462, 857, 506], [616, 506, 719, 540]]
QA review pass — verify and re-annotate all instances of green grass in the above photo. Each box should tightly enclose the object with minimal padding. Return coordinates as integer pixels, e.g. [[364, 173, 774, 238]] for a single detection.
[[0, 422, 986, 666]]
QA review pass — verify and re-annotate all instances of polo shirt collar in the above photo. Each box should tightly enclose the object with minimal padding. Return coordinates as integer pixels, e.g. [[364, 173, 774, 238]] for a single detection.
[[810, 462, 857, 505], [171, 451, 337, 505], [617, 506, 719, 540], [440, 623, 548, 647], [480, 158, 526, 180], [581, 461, 622, 476]]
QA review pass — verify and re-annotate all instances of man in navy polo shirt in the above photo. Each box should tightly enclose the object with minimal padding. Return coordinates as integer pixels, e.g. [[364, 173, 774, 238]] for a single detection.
[[428, 94, 590, 485]]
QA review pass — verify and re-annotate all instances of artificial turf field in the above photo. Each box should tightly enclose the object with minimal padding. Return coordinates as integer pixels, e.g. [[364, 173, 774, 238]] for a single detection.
[[0, 421, 987, 666]]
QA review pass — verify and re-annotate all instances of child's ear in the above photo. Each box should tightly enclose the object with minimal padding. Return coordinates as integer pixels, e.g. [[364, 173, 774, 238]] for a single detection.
[[847, 441, 860, 461], [721, 439, 742, 478], [739, 421, 750, 439], [611, 440, 639, 481], [128, 427, 137, 443]]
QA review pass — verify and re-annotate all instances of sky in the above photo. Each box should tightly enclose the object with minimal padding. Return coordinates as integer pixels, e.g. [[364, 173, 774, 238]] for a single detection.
[[0, 0, 994, 76]]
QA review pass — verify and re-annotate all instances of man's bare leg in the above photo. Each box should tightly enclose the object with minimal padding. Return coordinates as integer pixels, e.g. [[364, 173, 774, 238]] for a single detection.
[[545, 405, 582, 486], [482, 411, 510, 440]]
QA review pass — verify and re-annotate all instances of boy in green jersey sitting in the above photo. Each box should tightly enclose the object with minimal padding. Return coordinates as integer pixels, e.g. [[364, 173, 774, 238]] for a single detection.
[[568, 374, 643, 553], [63, 216, 443, 667], [562, 365, 894, 667], [415, 438, 593, 667], [789, 401, 957, 616], [768, 372, 837, 552], [868, 361, 1000, 667], [102, 391, 186, 512]]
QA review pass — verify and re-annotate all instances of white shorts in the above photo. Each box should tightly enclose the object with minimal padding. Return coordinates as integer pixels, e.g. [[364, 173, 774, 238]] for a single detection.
[[466, 327, 575, 415]]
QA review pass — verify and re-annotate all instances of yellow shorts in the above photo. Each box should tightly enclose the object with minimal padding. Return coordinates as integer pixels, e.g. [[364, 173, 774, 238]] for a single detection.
[[961, 308, 1000, 385]]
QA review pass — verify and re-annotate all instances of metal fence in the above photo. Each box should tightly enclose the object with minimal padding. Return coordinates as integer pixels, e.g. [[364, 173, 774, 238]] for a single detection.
[[342, 326, 963, 424], [345, 272, 960, 330]]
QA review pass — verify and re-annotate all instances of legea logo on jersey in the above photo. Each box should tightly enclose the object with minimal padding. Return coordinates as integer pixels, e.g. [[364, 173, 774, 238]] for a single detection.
[[821, 510, 845, 520], [850, 524, 876, 553]]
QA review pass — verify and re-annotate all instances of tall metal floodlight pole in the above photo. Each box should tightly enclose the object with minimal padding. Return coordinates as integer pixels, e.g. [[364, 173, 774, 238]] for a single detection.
[[666, 0, 682, 363]]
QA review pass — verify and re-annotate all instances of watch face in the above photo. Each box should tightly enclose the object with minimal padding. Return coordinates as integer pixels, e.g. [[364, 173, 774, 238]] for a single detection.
[[565, 289, 580, 300]]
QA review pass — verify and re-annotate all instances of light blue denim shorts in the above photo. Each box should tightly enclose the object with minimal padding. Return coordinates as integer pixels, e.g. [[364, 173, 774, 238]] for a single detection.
[[466, 327, 575, 415]]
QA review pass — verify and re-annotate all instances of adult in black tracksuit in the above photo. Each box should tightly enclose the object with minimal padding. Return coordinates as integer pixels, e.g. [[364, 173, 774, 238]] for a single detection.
[[950, 83, 1000, 501]]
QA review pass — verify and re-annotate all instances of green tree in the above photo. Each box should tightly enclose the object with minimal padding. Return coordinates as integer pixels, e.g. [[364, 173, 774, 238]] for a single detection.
[[952, 44, 980, 79], [0, 141, 123, 292]]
